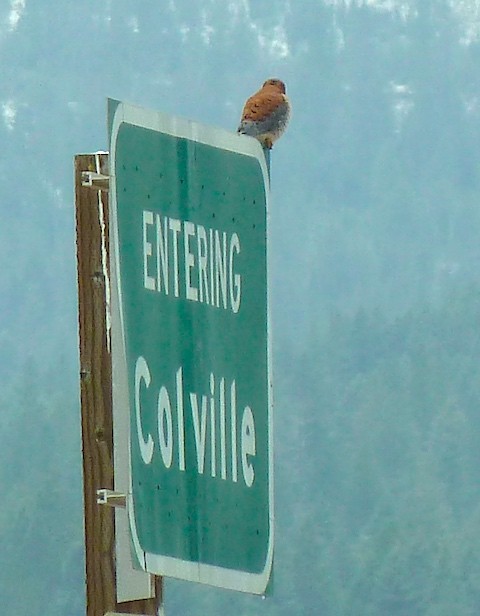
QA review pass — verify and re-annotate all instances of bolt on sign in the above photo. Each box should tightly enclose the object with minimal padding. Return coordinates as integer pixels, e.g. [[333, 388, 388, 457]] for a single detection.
[[108, 100, 273, 594]]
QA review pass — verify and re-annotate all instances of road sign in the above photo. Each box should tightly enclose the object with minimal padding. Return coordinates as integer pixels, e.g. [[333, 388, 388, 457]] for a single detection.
[[109, 100, 273, 594]]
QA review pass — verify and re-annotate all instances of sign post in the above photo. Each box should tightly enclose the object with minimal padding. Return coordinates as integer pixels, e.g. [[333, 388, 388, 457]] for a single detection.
[[75, 152, 162, 615], [109, 101, 274, 594]]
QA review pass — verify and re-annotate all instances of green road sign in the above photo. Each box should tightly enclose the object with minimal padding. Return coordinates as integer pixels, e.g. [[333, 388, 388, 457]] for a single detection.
[[109, 100, 273, 594]]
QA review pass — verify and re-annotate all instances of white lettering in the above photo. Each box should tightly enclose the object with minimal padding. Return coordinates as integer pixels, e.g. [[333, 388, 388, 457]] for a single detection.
[[135, 356, 154, 464], [184, 221, 198, 301], [241, 405, 256, 487], [190, 392, 208, 474], [141, 211, 242, 314], [197, 225, 209, 304], [231, 380, 238, 483], [210, 373, 216, 478], [229, 233, 241, 313], [143, 211, 156, 291], [176, 367, 185, 471], [134, 360, 256, 487], [215, 230, 227, 309], [156, 214, 169, 294], [220, 377, 227, 480], [169, 218, 181, 297], [209, 227, 214, 306], [157, 386, 173, 468]]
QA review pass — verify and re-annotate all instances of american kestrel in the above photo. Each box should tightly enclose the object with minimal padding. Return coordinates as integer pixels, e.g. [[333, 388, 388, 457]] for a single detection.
[[237, 78, 290, 149]]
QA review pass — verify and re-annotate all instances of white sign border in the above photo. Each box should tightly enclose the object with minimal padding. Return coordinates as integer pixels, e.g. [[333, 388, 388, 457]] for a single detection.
[[109, 101, 274, 594]]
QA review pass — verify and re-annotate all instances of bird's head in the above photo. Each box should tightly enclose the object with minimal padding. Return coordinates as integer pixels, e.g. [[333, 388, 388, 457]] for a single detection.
[[263, 78, 286, 94]]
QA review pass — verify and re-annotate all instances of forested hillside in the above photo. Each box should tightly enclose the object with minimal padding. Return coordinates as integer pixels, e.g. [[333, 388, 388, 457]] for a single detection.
[[2, 1, 480, 614]]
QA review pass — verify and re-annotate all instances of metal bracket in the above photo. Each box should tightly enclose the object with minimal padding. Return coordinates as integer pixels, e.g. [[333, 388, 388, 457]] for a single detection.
[[96, 489, 126, 508], [82, 171, 110, 191]]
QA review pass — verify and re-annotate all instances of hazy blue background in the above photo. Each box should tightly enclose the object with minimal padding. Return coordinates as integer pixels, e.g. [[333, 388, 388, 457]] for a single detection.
[[2, 1, 480, 614]]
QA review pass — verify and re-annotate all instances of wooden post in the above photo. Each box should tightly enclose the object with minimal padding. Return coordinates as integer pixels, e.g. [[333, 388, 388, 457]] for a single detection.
[[75, 153, 163, 616]]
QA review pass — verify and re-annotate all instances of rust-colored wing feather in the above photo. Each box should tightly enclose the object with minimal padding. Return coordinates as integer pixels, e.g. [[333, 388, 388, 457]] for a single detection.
[[241, 88, 287, 122]]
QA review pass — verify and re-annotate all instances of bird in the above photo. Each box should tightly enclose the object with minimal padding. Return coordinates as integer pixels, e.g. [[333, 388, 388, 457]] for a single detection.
[[237, 78, 290, 149]]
